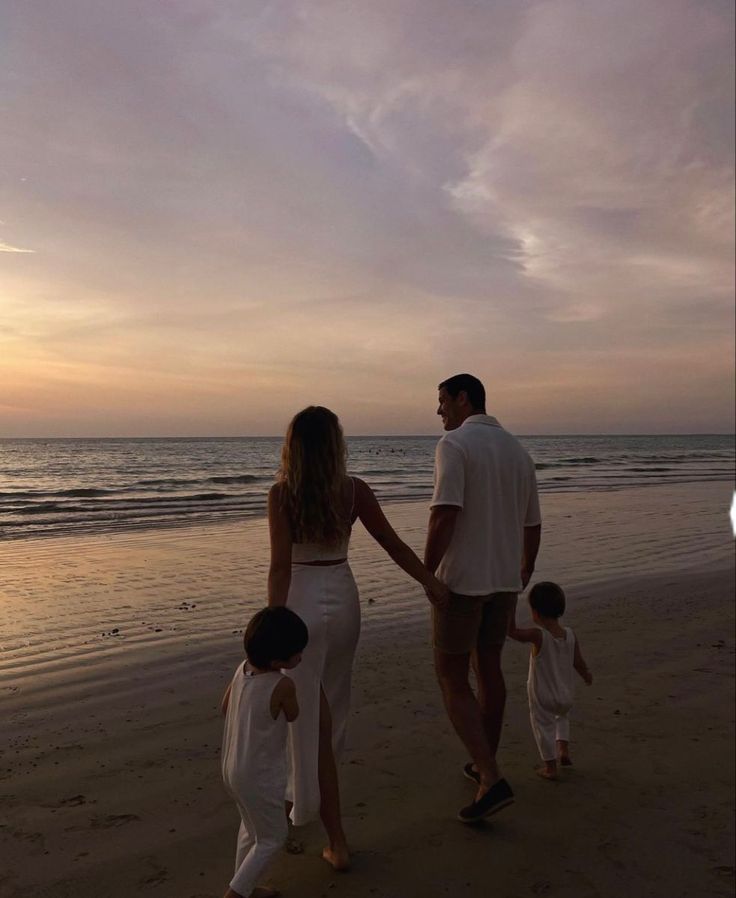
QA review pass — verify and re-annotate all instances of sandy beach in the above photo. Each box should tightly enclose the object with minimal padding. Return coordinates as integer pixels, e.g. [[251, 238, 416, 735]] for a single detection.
[[1, 481, 734, 898]]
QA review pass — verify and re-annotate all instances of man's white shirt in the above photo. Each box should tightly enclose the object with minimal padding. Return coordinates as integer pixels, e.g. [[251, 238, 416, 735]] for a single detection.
[[430, 414, 541, 595]]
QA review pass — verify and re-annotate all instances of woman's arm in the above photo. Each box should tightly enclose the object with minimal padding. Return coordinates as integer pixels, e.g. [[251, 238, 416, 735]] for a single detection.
[[268, 484, 292, 607], [573, 635, 593, 684], [354, 478, 448, 606]]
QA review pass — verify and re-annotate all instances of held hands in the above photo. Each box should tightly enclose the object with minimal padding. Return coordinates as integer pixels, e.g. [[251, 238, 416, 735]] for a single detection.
[[424, 577, 450, 608]]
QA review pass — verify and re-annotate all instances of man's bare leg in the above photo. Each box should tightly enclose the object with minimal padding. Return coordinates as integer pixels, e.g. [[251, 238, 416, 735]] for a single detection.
[[473, 644, 506, 779], [434, 649, 496, 799]]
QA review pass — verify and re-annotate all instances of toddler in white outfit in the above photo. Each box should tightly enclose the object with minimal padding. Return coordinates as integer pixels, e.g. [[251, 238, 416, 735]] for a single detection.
[[220, 606, 309, 898], [509, 581, 593, 780]]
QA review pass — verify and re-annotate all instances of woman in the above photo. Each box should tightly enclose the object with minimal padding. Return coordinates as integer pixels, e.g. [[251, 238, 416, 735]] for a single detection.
[[268, 406, 447, 871]]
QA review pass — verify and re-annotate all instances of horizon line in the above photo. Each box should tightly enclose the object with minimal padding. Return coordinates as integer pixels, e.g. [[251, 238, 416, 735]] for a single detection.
[[0, 432, 733, 440]]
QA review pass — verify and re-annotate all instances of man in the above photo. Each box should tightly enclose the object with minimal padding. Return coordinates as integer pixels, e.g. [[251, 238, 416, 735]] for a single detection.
[[424, 373, 541, 823]]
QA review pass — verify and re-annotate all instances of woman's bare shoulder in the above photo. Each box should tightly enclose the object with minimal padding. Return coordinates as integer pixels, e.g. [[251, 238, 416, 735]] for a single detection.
[[351, 476, 381, 514], [268, 482, 290, 521]]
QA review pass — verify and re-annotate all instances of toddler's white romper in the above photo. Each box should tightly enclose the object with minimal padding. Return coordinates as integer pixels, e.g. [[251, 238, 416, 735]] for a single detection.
[[222, 666, 288, 896], [527, 627, 576, 762]]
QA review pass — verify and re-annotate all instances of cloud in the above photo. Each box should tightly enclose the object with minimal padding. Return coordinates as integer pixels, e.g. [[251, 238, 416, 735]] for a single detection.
[[0, 0, 732, 435], [0, 241, 34, 253]]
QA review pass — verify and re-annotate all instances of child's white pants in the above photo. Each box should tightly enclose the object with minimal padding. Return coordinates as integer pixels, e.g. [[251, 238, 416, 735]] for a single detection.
[[230, 792, 287, 896], [529, 703, 571, 762]]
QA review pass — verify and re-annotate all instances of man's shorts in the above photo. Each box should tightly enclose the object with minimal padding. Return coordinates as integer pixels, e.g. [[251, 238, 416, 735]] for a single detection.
[[432, 591, 517, 654]]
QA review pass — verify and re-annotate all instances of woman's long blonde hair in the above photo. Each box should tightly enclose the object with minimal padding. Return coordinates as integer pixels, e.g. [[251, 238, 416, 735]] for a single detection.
[[278, 406, 349, 545]]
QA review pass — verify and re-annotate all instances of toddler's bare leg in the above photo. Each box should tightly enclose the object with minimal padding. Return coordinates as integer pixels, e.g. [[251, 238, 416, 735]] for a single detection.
[[536, 759, 558, 780], [557, 739, 572, 766]]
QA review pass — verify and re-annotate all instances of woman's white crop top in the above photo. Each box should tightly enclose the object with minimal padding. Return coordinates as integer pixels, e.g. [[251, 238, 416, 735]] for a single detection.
[[291, 537, 351, 563]]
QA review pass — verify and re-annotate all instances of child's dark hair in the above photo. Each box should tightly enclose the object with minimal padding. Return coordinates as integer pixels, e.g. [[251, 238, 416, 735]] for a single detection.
[[244, 607, 309, 669], [529, 581, 566, 619]]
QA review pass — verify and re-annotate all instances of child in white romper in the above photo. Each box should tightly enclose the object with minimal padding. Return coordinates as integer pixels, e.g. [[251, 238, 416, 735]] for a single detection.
[[509, 581, 593, 780], [221, 606, 309, 898]]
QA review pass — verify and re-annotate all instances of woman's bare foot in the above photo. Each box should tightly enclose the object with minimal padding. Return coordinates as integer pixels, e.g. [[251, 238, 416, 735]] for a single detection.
[[559, 755, 573, 767], [224, 888, 245, 898], [322, 842, 350, 871], [536, 763, 558, 780], [250, 887, 281, 898]]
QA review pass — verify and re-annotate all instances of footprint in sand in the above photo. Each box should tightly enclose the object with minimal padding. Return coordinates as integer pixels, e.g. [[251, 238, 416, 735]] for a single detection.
[[45, 794, 88, 808], [139, 870, 168, 888], [11, 829, 46, 856], [713, 865, 735, 877], [13, 829, 43, 845], [138, 858, 169, 889], [91, 813, 141, 828]]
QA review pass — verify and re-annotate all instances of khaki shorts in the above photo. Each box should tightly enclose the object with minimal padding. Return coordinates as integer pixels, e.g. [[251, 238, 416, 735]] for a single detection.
[[432, 591, 517, 654]]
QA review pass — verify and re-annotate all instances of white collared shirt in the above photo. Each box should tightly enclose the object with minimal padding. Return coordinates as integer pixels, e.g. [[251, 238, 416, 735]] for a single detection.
[[430, 414, 541, 595]]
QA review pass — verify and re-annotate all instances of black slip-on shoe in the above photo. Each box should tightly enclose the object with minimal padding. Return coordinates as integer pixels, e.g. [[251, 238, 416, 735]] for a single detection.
[[457, 777, 514, 823], [463, 762, 481, 785]]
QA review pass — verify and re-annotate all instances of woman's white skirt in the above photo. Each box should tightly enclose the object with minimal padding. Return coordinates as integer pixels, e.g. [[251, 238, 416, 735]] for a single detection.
[[285, 561, 360, 826]]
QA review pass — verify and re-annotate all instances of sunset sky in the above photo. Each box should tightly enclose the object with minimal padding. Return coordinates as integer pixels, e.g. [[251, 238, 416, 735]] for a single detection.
[[1, 0, 734, 437]]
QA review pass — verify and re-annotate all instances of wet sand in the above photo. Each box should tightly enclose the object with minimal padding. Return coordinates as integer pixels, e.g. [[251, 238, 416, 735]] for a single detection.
[[1, 481, 734, 898]]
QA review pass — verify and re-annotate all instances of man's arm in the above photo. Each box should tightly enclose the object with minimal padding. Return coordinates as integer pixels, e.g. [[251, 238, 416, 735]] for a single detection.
[[424, 504, 460, 575], [521, 523, 541, 588], [521, 458, 542, 588], [426, 438, 464, 576]]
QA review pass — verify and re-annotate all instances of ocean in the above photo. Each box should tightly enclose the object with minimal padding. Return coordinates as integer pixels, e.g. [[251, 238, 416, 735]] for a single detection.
[[0, 434, 733, 540]]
